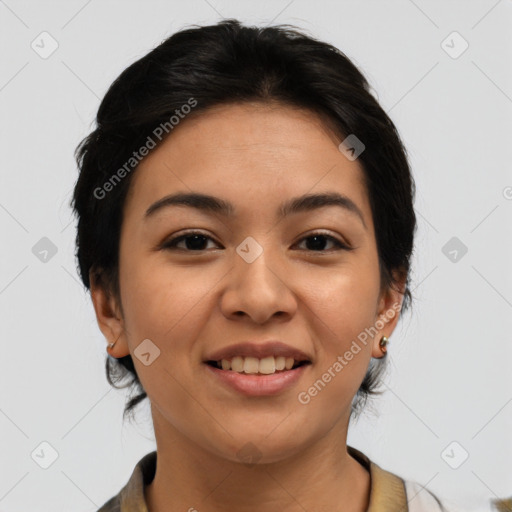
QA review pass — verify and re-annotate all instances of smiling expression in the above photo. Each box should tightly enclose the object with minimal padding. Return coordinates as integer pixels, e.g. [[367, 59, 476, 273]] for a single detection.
[[92, 101, 403, 463]]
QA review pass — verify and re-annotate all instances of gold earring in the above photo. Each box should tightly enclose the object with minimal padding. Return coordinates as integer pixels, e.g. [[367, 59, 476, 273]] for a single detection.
[[379, 335, 389, 354], [107, 333, 121, 353]]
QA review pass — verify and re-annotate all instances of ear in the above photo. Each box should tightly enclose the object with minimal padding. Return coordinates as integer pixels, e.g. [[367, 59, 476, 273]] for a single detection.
[[89, 269, 130, 358], [370, 271, 407, 359]]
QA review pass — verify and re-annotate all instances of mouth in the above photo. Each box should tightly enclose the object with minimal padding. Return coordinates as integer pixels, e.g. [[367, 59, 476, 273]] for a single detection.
[[205, 356, 312, 375], [203, 356, 312, 396]]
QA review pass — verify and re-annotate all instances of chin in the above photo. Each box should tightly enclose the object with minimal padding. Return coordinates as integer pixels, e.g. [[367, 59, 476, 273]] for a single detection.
[[206, 429, 312, 466]]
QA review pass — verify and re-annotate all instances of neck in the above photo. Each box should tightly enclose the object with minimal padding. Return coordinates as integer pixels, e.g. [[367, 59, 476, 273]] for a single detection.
[[145, 407, 370, 512]]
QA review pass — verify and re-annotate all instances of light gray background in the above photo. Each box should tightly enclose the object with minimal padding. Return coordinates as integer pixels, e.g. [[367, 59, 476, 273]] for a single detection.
[[1, 1, 511, 511]]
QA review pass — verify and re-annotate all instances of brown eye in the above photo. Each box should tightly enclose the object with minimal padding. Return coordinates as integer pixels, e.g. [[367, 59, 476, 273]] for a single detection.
[[162, 232, 220, 251], [295, 232, 351, 252]]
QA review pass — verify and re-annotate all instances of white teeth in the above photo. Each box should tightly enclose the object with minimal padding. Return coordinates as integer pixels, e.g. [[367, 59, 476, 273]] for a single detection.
[[216, 355, 305, 374], [275, 356, 286, 371], [243, 357, 260, 374], [231, 356, 244, 372], [259, 356, 275, 374]]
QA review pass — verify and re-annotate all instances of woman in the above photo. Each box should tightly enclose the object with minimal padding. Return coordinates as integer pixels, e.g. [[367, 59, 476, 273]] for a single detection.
[[72, 18, 448, 511]]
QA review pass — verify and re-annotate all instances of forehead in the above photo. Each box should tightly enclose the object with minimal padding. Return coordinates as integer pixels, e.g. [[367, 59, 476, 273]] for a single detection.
[[124, 102, 372, 228]]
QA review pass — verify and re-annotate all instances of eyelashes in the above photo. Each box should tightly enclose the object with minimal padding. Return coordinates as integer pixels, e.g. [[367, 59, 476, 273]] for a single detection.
[[160, 230, 353, 253]]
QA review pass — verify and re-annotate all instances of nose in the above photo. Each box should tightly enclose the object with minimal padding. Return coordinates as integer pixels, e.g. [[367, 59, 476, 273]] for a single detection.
[[220, 247, 297, 325]]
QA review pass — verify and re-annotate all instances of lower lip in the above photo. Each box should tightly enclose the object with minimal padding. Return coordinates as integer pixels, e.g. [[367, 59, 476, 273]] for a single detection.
[[204, 363, 310, 396]]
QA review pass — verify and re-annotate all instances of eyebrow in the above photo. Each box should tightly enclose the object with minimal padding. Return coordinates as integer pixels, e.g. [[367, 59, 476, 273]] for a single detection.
[[144, 191, 367, 229]]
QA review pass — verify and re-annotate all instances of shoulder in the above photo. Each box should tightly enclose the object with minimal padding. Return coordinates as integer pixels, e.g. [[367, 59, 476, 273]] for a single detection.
[[95, 450, 157, 512], [402, 480, 446, 511], [96, 494, 121, 512], [348, 445, 448, 511]]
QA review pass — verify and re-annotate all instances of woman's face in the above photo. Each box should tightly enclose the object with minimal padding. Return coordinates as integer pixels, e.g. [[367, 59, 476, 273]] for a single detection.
[[93, 102, 403, 463]]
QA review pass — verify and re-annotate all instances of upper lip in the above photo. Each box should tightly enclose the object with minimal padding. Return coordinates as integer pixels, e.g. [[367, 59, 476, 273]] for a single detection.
[[204, 341, 312, 362]]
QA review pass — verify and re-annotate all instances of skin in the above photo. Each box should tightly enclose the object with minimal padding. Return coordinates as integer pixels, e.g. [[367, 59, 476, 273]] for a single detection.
[[91, 102, 405, 512]]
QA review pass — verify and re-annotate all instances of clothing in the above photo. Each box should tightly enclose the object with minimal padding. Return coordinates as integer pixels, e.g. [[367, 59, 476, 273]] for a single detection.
[[97, 445, 446, 511]]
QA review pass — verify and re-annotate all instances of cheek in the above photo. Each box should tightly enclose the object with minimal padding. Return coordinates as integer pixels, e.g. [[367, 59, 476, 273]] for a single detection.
[[293, 261, 380, 388], [118, 252, 222, 352], [295, 286, 377, 416], [297, 255, 381, 332], [117, 257, 219, 409]]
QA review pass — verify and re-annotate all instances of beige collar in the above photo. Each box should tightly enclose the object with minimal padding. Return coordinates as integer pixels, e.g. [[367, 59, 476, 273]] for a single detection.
[[347, 445, 408, 511]]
